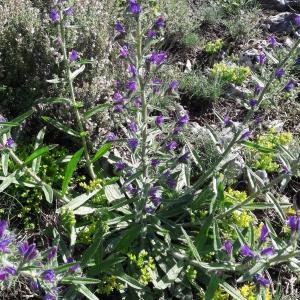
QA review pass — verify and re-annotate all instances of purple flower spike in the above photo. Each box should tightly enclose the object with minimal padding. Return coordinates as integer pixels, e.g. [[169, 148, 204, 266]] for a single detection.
[[115, 21, 125, 33], [128, 64, 137, 77], [169, 80, 178, 91], [166, 141, 177, 151], [64, 6, 73, 16], [259, 225, 269, 243], [24, 243, 38, 261], [4, 266, 16, 276], [107, 132, 116, 141], [69, 50, 78, 62], [18, 241, 29, 255], [145, 207, 154, 214], [129, 0, 141, 14], [255, 276, 270, 287], [167, 177, 177, 189], [261, 247, 273, 256], [254, 84, 263, 96], [120, 46, 129, 57], [127, 80, 137, 91], [177, 114, 189, 127], [114, 105, 124, 112], [275, 68, 285, 79], [49, 9, 59, 22], [5, 138, 15, 149], [287, 215, 299, 232], [0, 221, 7, 239], [116, 160, 126, 171], [296, 55, 300, 65], [126, 184, 138, 194], [152, 197, 161, 206], [155, 16, 165, 28], [224, 116, 233, 127], [155, 115, 164, 127], [240, 245, 255, 257], [134, 97, 142, 108], [178, 152, 190, 163], [151, 159, 160, 168], [173, 127, 182, 135], [249, 99, 258, 108], [0, 239, 11, 253], [113, 92, 124, 104], [42, 269, 55, 283], [295, 15, 300, 25], [256, 54, 266, 65], [255, 116, 262, 124], [128, 121, 138, 132], [47, 246, 57, 261], [147, 30, 157, 38], [268, 35, 277, 47], [0, 271, 7, 281], [241, 130, 252, 140], [285, 80, 295, 92], [223, 240, 232, 255], [44, 293, 57, 300], [31, 281, 39, 290], [149, 187, 158, 199], [67, 257, 81, 273], [128, 138, 138, 150]]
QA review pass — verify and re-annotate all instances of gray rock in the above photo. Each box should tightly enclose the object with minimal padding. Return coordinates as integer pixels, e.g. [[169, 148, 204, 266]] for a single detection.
[[239, 48, 260, 67], [265, 12, 298, 34], [225, 83, 252, 99], [260, 0, 299, 11]]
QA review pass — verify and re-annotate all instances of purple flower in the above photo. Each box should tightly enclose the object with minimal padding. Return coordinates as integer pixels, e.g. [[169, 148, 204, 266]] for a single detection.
[[18, 241, 29, 255], [295, 15, 300, 25], [285, 80, 295, 92], [69, 50, 78, 62], [129, 0, 141, 14], [249, 99, 258, 108], [223, 240, 232, 255], [0, 239, 11, 253], [259, 225, 269, 243], [42, 269, 55, 282], [261, 247, 273, 256], [116, 160, 126, 171], [107, 132, 116, 141], [152, 197, 161, 206], [254, 84, 263, 96], [64, 6, 73, 16], [240, 245, 255, 257], [287, 215, 299, 232], [275, 68, 285, 79], [224, 116, 233, 127], [120, 46, 129, 57], [24, 243, 38, 261], [0, 221, 7, 239], [256, 54, 266, 65], [4, 266, 16, 276], [155, 16, 165, 28], [49, 9, 59, 22], [114, 105, 124, 112], [113, 92, 124, 104], [169, 80, 178, 91], [128, 138, 138, 150], [241, 130, 252, 140], [155, 115, 164, 127], [115, 21, 125, 33], [67, 257, 81, 273], [151, 159, 160, 168], [149, 187, 158, 199], [166, 177, 177, 189], [177, 114, 189, 127], [149, 52, 167, 66], [0, 271, 7, 281], [47, 246, 57, 261], [147, 31, 157, 38], [31, 281, 39, 290], [126, 184, 138, 194], [145, 207, 154, 214], [163, 170, 171, 178], [127, 80, 137, 91], [166, 141, 177, 151], [5, 138, 15, 149], [173, 127, 182, 135], [152, 78, 163, 93], [255, 276, 270, 287], [296, 55, 300, 64], [178, 152, 190, 163], [255, 116, 262, 124], [134, 97, 142, 108], [268, 35, 277, 47], [128, 121, 138, 132], [128, 64, 137, 77], [44, 293, 57, 300]]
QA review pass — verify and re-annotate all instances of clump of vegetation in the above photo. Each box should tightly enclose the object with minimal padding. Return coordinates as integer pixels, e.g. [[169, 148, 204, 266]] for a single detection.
[[203, 39, 223, 54]]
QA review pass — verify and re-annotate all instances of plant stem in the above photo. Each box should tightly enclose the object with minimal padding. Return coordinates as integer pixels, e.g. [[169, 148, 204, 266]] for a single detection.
[[59, 17, 96, 180]]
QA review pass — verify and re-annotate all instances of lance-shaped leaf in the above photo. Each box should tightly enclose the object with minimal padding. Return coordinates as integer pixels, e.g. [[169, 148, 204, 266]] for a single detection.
[[1, 153, 9, 176], [83, 104, 110, 120], [61, 277, 101, 285], [35, 97, 71, 105], [76, 285, 99, 300], [62, 148, 84, 195], [42, 183, 54, 204], [240, 141, 274, 153], [181, 227, 201, 262], [25, 145, 57, 164], [113, 272, 144, 290], [92, 143, 112, 163], [32, 127, 47, 173], [70, 65, 85, 80], [41, 116, 80, 137], [11, 109, 34, 124], [205, 274, 222, 300], [220, 282, 247, 300]]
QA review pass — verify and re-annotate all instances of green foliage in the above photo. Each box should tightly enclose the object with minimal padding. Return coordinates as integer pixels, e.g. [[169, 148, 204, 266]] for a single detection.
[[203, 39, 223, 54]]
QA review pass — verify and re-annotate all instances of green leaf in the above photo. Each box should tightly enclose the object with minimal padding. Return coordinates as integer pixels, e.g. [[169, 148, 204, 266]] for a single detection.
[[105, 183, 124, 202], [47, 77, 62, 84], [61, 187, 102, 211], [265, 192, 286, 223], [35, 97, 70, 105], [92, 143, 112, 163], [115, 224, 142, 252], [53, 262, 79, 274], [84, 104, 110, 120], [0, 172, 17, 193], [70, 65, 85, 80], [114, 272, 144, 290], [220, 282, 247, 300], [205, 274, 221, 300], [32, 127, 47, 173], [61, 277, 101, 285], [1, 153, 9, 176], [77, 285, 99, 300], [62, 148, 84, 195], [0, 121, 18, 127], [41, 116, 80, 137], [240, 141, 274, 154], [42, 183, 54, 204], [195, 215, 214, 251], [25, 145, 56, 164], [88, 256, 126, 275], [11, 109, 34, 124], [181, 227, 201, 262]]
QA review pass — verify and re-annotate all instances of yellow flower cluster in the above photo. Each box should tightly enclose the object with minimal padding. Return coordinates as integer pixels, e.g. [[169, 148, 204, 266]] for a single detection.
[[225, 188, 247, 203], [240, 284, 271, 300], [203, 39, 223, 54], [211, 63, 250, 84], [232, 210, 254, 228], [97, 275, 123, 295]]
